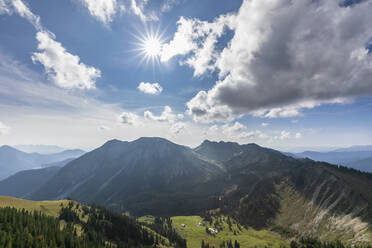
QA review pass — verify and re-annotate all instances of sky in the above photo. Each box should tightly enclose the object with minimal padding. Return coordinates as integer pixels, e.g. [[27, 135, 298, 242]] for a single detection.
[[0, 0, 371, 151]]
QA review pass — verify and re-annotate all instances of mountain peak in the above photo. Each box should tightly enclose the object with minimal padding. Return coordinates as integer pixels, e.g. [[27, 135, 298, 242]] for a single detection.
[[0, 145, 23, 154], [243, 142, 261, 148], [134, 136, 173, 144], [194, 140, 244, 163], [103, 139, 124, 146], [200, 139, 239, 146]]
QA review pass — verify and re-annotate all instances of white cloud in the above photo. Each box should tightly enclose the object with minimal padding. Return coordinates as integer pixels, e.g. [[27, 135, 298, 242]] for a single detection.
[[0, 0, 41, 30], [222, 121, 245, 135], [130, 0, 145, 22], [208, 125, 219, 133], [130, 0, 158, 22], [79, 0, 117, 24], [186, 90, 237, 123], [208, 121, 271, 142], [295, 132, 302, 139], [160, 17, 197, 62], [32, 31, 101, 89], [261, 122, 269, 127], [263, 108, 301, 119], [119, 111, 138, 125], [0, 0, 101, 90], [161, 0, 180, 13], [11, 0, 42, 30], [0, 0, 10, 14], [280, 131, 291, 140], [137, 82, 163, 95], [237, 131, 255, 139], [144, 106, 182, 123], [163, 0, 372, 123], [161, 15, 234, 76], [238, 130, 269, 140], [170, 122, 185, 136], [0, 121, 10, 135]]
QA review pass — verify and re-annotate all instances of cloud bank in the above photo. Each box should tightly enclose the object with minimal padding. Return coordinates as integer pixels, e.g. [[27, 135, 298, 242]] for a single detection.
[[163, 0, 372, 123]]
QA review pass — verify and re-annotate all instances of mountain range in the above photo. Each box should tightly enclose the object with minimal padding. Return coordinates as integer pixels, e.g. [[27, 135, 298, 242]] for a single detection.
[[288, 147, 372, 173], [0, 158, 75, 198], [14, 144, 67, 154], [0, 145, 85, 180], [1, 137, 372, 244]]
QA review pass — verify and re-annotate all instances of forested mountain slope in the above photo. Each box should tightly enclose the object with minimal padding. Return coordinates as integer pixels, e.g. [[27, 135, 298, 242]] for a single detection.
[[21, 138, 372, 244]]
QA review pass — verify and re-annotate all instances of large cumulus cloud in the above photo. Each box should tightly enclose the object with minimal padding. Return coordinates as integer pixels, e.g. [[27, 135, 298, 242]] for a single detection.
[[164, 0, 372, 122]]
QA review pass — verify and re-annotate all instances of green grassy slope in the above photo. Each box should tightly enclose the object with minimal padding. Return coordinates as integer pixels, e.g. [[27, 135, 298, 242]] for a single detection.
[[274, 180, 372, 245], [140, 215, 288, 248], [0, 195, 70, 217], [0, 196, 175, 248]]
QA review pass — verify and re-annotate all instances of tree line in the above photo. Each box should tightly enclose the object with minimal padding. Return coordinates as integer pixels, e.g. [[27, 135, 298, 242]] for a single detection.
[[0, 207, 99, 248]]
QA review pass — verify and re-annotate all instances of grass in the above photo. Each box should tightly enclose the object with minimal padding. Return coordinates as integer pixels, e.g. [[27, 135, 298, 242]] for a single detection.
[[274, 181, 372, 245], [0, 196, 174, 247], [0, 195, 70, 217], [140, 215, 288, 248]]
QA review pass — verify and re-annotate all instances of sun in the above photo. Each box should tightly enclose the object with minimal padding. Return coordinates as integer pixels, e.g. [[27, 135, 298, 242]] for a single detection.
[[143, 37, 162, 57], [131, 26, 167, 66]]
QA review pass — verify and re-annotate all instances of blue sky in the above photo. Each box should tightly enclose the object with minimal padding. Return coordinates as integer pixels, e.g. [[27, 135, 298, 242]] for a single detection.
[[0, 0, 372, 151]]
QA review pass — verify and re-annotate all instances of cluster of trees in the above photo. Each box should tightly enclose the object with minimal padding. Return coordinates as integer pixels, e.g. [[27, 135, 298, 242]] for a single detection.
[[0, 207, 99, 248], [59, 202, 158, 248], [143, 216, 187, 248], [0, 201, 188, 248], [201, 212, 242, 236], [201, 239, 240, 248], [322, 163, 372, 180]]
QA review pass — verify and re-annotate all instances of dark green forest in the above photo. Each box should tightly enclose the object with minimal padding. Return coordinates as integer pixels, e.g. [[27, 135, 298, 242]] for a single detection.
[[1, 202, 372, 248], [0, 207, 98, 248]]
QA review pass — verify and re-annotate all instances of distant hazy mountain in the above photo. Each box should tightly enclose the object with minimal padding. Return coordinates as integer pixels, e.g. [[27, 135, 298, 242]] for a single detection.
[[345, 157, 372, 173], [39, 158, 76, 168], [295, 150, 372, 163], [0, 166, 61, 198], [28, 137, 372, 244], [333, 145, 372, 152], [14, 144, 66, 154], [291, 150, 372, 172], [0, 146, 85, 180]]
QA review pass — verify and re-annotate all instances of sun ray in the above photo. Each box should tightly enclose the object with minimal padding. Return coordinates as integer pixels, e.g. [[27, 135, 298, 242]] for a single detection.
[[130, 25, 167, 67]]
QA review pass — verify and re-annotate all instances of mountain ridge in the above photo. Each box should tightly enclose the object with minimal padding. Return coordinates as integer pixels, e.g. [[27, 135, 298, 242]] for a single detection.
[[2, 137, 371, 244], [0, 145, 85, 180], [290, 150, 372, 173], [30, 137, 224, 216]]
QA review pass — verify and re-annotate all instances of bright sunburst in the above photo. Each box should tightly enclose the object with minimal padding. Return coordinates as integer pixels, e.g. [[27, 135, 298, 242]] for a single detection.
[[132, 26, 167, 66], [143, 37, 162, 57]]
